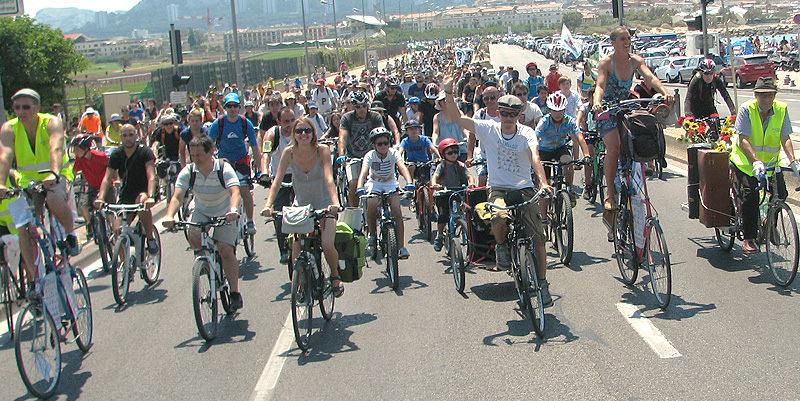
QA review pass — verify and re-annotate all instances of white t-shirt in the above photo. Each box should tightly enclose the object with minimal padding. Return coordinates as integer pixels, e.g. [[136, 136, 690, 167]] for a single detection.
[[312, 87, 338, 115], [472, 119, 537, 189], [363, 147, 401, 185], [520, 102, 544, 126], [474, 107, 501, 160], [558, 90, 583, 119]]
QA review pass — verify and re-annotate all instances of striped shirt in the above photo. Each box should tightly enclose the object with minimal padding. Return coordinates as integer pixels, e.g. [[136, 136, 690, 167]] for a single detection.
[[364, 148, 401, 184], [175, 159, 240, 217]]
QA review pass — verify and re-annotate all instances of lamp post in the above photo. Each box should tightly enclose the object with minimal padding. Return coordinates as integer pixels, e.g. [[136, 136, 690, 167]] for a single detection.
[[301, 0, 311, 87], [320, 0, 341, 69], [354, 5, 368, 68], [229, 0, 243, 86]]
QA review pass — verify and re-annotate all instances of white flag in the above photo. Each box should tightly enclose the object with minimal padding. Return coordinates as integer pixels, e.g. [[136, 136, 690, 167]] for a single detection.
[[560, 24, 582, 58]]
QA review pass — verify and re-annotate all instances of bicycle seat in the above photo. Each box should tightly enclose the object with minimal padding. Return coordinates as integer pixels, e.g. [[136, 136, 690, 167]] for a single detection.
[[503, 190, 524, 206]]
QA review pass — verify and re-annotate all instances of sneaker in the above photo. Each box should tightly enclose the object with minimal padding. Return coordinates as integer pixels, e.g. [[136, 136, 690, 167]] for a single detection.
[[229, 291, 243, 310], [279, 253, 289, 265], [433, 235, 444, 252], [66, 234, 80, 256], [365, 235, 377, 258], [246, 221, 257, 235], [398, 247, 410, 259], [582, 185, 592, 201], [568, 189, 577, 208], [495, 243, 511, 271], [539, 279, 554, 308], [146, 237, 159, 255]]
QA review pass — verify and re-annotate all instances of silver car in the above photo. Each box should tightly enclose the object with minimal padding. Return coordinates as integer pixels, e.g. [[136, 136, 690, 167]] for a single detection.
[[653, 56, 688, 83], [678, 55, 726, 84]]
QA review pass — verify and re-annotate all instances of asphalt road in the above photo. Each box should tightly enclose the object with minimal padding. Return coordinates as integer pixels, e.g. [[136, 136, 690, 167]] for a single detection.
[[2, 45, 800, 400]]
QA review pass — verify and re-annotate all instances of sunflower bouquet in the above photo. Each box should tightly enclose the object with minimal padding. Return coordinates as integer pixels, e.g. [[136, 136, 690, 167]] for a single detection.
[[678, 113, 735, 151]]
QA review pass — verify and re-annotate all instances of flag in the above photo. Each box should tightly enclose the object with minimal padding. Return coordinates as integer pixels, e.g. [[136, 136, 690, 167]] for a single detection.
[[560, 24, 582, 59]]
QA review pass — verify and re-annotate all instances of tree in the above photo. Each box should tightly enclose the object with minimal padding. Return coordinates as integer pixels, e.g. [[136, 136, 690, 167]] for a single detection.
[[562, 11, 583, 30], [186, 29, 207, 50], [0, 16, 88, 111], [119, 57, 132, 71]]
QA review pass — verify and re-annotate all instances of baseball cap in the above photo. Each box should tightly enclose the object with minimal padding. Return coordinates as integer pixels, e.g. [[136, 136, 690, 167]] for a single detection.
[[109, 113, 123, 122], [308, 101, 318, 109], [223, 92, 241, 105], [497, 95, 524, 110], [316, 78, 325, 85]]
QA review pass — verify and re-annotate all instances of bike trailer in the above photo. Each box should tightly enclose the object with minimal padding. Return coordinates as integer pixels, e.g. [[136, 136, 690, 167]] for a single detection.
[[464, 187, 495, 264], [334, 222, 366, 282]]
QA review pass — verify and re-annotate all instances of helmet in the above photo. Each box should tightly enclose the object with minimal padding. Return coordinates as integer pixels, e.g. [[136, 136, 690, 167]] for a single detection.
[[350, 91, 369, 105], [437, 138, 459, 155], [546, 92, 567, 112], [244, 101, 255, 107], [424, 83, 440, 100], [408, 96, 421, 104], [385, 76, 400, 87], [69, 134, 94, 149], [526, 62, 538, 70], [369, 127, 392, 143], [698, 58, 716, 73]]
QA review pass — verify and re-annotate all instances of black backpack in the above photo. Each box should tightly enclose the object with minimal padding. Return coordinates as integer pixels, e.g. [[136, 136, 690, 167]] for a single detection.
[[216, 115, 248, 148], [187, 162, 226, 190], [616, 109, 666, 165]]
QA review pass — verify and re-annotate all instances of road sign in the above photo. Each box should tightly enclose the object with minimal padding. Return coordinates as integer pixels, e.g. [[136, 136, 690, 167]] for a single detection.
[[794, 14, 800, 24], [0, 0, 23, 16], [170, 91, 188, 105]]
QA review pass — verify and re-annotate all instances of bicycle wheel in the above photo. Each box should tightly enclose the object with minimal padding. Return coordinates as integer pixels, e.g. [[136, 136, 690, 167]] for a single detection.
[[384, 224, 400, 290], [2, 264, 14, 339], [614, 192, 639, 285], [179, 192, 194, 242], [646, 219, 672, 309], [218, 259, 234, 315], [111, 236, 131, 305], [318, 251, 335, 321], [192, 260, 218, 341], [72, 268, 93, 352], [336, 170, 349, 208], [766, 201, 800, 287], [142, 230, 162, 285], [450, 219, 470, 294], [291, 256, 313, 351], [421, 190, 433, 243], [243, 230, 256, 258], [597, 160, 606, 205], [94, 213, 113, 274], [165, 179, 174, 204], [554, 191, 574, 265], [519, 243, 545, 337], [15, 303, 62, 399], [715, 227, 735, 252]]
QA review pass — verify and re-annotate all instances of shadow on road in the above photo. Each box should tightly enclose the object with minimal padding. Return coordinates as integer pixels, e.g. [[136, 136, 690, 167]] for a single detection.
[[618, 277, 716, 321], [239, 256, 273, 282], [482, 309, 578, 347], [292, 312, 378, 363], [16, 347, 94, 401], [273, 282, 291, 302], [174, 316, 256, 352], [548, 251, 610, 273], [470, 281, 518, 303], [104, 281, 169, 312]]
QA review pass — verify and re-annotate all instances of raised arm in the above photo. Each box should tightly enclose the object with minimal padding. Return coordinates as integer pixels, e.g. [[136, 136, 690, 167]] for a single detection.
[[443, 71, 476, 133]]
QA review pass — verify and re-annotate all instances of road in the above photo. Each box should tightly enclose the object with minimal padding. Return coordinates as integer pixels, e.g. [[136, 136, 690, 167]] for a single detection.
[[1, 45, 800, 400]]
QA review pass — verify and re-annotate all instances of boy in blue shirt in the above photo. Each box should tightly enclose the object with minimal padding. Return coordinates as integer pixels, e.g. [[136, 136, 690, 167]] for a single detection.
[[398, 120, 439, 183]]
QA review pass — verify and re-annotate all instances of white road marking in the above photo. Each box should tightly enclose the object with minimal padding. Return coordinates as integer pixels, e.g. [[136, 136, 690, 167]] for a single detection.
[[249, 312, 295, 401], [616, 303, 682, 359]]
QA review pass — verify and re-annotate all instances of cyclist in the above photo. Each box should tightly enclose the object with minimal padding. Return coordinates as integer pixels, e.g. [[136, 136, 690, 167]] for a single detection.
[[70, 134, 114, 242], [684, 58, 735, 119], [467, 84, 501, 187], [373, 76, 405, 127], [263, 107, 297, 264], [79, 106, 103, 147], [524, 62, 544, 101], [95, 124, 160, 255], [443, 78, 555, 307], [431, 138, 475, 252], [730, 77, 800, 254], [162, 135, 244, 310], [261, 117, 344, 297], [0, 88, 80, 260], [399, 120, 439, 181], [356, 127, 414, 260], [179, 109, 208, 164], [151, 114, 183, 191], [510, 82, 544, 129], [209, 92, 262, 236], [105, 113, 123, 146], [311, 78, 339, 117], [419, 83, 440, 138], [336, 91, 385, 207], [432, 95, 469, 162]]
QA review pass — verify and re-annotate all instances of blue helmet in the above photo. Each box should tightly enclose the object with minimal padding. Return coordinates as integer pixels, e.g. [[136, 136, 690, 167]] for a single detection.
[[408, 96, 421, 104]]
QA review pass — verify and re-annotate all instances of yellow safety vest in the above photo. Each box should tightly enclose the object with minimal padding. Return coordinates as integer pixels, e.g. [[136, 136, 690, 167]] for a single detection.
[[10, 113, 73, 182], [0, 170, 26, 234], [730, 99, 786, 177]]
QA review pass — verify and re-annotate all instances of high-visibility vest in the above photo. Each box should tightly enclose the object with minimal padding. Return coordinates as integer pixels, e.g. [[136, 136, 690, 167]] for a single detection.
[[0, 170, 26, 234], [10, 113, 73, 182], [730, 99, 786, 177]]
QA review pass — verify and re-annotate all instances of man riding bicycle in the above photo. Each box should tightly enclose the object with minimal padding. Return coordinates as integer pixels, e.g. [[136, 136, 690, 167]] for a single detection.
[[730, 77, 800, 254], [684, 58, 735, 119], [443, 75, 555, 307], [70, 134, 114, 242], [336, 91, 385, 207], [263, 107, 298, 264]]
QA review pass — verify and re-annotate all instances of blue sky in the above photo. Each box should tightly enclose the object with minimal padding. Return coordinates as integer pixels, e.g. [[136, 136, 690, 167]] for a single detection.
[[22, 0, 139, 17]]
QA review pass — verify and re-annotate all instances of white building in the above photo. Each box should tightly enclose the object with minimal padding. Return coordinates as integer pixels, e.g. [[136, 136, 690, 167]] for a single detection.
[[397, 3, 563, 32]]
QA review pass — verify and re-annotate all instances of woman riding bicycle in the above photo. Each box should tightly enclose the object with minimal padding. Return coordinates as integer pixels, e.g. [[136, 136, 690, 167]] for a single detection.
[[262, 117, 344, 297]]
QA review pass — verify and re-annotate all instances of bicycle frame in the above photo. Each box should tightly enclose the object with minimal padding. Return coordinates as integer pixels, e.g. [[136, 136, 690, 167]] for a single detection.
[[106, 205, 149, 269], [619, 159, 655, 263]]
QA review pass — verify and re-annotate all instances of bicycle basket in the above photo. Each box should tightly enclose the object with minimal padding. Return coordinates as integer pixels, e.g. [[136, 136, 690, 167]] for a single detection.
[[282, 205, 315, 234]]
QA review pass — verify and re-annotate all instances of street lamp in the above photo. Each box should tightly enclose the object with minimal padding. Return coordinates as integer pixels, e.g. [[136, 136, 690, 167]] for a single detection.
[[229, 0, 243, 87], [320, 0, 341, 69], [354, 5, 368, 68], [300, 0, 311, 86]]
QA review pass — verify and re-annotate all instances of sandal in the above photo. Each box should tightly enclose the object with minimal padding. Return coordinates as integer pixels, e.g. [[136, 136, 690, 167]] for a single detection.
[[331, 276, 345, 298], [603, 196, 617, 211]]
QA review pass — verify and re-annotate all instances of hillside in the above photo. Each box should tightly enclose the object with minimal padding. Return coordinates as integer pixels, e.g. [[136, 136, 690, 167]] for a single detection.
[[34, 7, 97, 32]]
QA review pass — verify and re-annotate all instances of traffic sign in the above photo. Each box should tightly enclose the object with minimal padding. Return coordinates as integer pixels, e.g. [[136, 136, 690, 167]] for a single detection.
[[0, 0, 23, 17], [170, 91, 188, 105], [793, 13, 800, 24]]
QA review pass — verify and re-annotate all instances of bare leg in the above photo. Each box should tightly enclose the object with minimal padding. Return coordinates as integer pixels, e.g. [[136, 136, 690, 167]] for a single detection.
[[603, 128, 620, 209]]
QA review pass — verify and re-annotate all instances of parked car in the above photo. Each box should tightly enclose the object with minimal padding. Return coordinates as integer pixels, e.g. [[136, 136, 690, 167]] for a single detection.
[[654, 56, 688, 83], [720, 55, 777, 88], [678, 55, 726, 84], [640, 48, 669, 71]]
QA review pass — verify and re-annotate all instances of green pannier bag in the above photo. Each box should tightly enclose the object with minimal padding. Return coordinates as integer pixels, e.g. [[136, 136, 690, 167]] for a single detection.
[[334, 222, 366, 282]]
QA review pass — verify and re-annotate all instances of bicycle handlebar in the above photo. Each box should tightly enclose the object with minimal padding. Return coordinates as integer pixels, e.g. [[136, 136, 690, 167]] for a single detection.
[[169, 217, 228, 230], [105, 203, 149, 213], [483, 188, 550, 211]]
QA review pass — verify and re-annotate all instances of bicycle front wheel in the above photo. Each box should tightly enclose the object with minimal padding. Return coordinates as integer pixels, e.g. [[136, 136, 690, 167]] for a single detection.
[[93, 213, 113, 274], [142, 230, 162, 285], [192, 260, 218, 341], [766, 201, 800, 287], [646, 219, 672, 309], [179, 191, 194, 242], [2, 264, 14, 339], [15, 303, 62, 399], [450, 219, 470, 294], [554, 191, 574, 265], [421, 190, 433, 243], [291, 256, 313, 351], [111, 237, 131, 305], [614, 193, 639, 285], [318, 251, 335, 321], [384, 224, 400, 290], [336, 170, 349, 208], [73, 268, 94, 352], [520, 243, 545, 337]]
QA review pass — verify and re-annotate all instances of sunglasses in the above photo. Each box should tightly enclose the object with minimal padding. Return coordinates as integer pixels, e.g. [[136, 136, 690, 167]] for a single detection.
[[13, 104, 33, 111], [294, 127, 314, 134], [444, 150, 458, 156], [483, 95, 498, 101], [514, 93, 527, 97], [499, 110, 520, 118], [225, 104, 240, 109], [702, 71, 714, 75], [374, 141, 390, 146], [354, 104, 368, 109]]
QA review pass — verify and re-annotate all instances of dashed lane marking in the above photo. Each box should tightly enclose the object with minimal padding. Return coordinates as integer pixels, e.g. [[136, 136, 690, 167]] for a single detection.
[[616, 303, 682, 359]]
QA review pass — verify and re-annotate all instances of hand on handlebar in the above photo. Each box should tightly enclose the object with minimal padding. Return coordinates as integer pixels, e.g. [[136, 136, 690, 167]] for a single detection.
[[356, 188, 366, 196], [327, 204, 341, 215], [93, 199, 105, 210], [42, 174, 58, 189], [753, 160, 766, 181], [261, 206, 274, 217], [225, 211, 238, 223], [582, 156, 592, 166]]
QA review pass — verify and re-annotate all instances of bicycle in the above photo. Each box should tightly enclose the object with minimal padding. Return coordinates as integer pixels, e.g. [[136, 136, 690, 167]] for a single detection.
[[541, 160, 583, 265], [169, 218, 235, 341], [435, 187, 470, 293], [408, 161, 437, 243], [157, 159, 182, 203], [582, 131, 606, 205], [268, 210, 335, 351], [484, 188, 549, 337], [360, 190, 408, 290], [236, 176, 257, 258], [70, 174, 114, 274], [0, 236, 26, 339], [105, 204, 162, 306], [714, 162, 800, 286], [335, 157, 360, 208], [6, 174, 93, 399]]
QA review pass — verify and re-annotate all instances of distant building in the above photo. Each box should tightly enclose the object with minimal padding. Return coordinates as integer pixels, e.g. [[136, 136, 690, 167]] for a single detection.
[[223, 25, 331, 51], [167, 4, 179, 23], [67, 34, 149, 60], [397, 3, 563, 31], [95, 11, 108, 29]]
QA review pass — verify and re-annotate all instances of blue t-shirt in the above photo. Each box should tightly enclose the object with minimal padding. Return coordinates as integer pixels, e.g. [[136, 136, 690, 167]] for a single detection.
[[179, 126, 209, 146], [524, 76, 544, 101], [400, 135, 432, 163], [129, 107, 145, 122], [208, 114, 257, 162], [534, 114, 581, 152]]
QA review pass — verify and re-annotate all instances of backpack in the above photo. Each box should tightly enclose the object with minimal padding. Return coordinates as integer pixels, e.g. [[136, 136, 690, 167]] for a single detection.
[[333, 222, 366, 282], [187, 162, 226, 190], [216, 115, 248, 148], [615, 109, 666, 165]]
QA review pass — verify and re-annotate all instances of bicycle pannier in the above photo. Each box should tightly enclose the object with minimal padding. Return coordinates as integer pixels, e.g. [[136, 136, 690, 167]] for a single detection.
[[282, 205, 315, 234], [616, 109, 666, 164], [334, 222, 366, 282]]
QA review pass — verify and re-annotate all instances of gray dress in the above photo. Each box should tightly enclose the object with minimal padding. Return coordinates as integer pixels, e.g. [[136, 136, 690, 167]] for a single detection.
[[291, 148, 333, 209]]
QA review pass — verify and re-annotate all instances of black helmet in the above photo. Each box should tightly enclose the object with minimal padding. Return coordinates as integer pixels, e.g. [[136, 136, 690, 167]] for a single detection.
[[369, 127, 392, 143]]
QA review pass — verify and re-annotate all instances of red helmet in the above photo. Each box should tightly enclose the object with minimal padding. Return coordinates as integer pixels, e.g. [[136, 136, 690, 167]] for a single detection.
[[526, 62, 538, 70], [69, 134, 94, 149], [438, 138, 459, 155]]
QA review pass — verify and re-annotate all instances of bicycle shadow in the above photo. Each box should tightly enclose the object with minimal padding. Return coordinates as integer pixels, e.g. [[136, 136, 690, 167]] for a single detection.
[[369, 267, 429, 295], [104, 281, 169, 312], [482, 308, 578, 347], [470, 281, 520, 303], [690, 236, 755, 273], [408, 230, 432, 245], [239, 257, 273, 282], [174, 316, 257, 352], [618, 279, 716, 321], [272, 282, 292, 302], [13, 347, 95, 401], [547, 251, 610, 273], [290, 312, 379, 363]]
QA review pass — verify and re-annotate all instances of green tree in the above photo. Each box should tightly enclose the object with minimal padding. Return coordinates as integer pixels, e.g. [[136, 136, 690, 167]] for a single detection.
[[562, 11, 583, 30], [119, 57, 132, 71], [0, 16, 88, 111], [186, 29, 207, 50]]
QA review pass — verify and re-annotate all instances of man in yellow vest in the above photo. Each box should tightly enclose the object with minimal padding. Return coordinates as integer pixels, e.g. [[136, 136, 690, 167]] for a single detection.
[[0, 88, 80, 277], [729, 77, 799, 254]]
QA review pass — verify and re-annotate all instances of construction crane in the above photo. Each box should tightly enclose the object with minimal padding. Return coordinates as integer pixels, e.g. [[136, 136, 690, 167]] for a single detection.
[[178, 8, 224, 36]]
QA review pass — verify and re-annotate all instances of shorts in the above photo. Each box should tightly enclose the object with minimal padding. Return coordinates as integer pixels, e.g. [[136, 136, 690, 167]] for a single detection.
[[79, 187, 116, 208], [476, 162, 488, 177], [345, 159, 364, 182], [233, 162, 252, 184], [434, 192, 453, 224], [365, 180, 399, 194], [190, 211, 237, 246], [539, 146, 572, 162], [487, 187, 544, 246]]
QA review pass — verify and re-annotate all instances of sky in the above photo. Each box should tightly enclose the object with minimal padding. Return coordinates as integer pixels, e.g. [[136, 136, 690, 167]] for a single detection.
[[21, 0, 140, 17]]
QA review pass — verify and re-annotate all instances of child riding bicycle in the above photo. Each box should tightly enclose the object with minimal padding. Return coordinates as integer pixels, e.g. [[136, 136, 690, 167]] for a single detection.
[[431, 138, 475, 252]]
